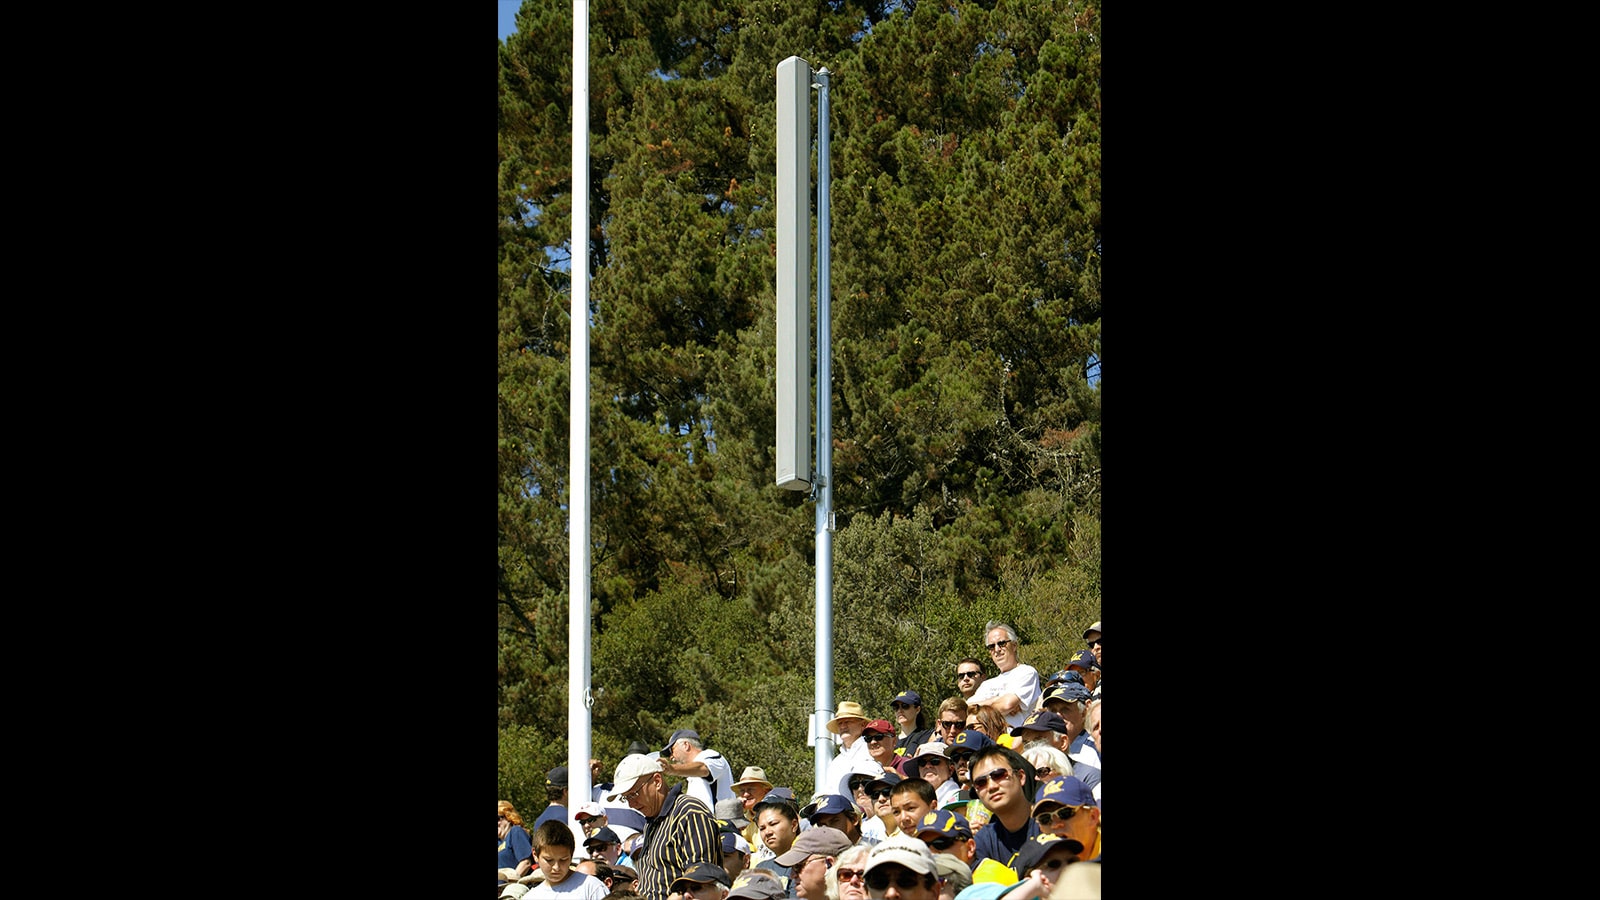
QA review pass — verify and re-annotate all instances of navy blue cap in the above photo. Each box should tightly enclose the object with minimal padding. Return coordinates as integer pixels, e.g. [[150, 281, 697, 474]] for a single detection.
[[584, 826, 621, 847], [865, 771, 902, 793], [759, 787, 797, 805], [800, 793, 858, 821], [892, 690, 923, 708], [661, 729, 702, 756], [1030, 775, 1097, 811], [1066, 649, 1096, 670], [1010, 709, 1069, 737], [547, 766, 568, 787], [673, 862, 733, 889], [946, 729, 997, 758], [914, 808, 973, 840], [1044, 682, 1092, 704], [1013, 834, 1084, 875]]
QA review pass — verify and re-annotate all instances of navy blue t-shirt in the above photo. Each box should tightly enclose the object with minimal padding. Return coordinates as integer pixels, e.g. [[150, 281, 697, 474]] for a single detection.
[[971, 814, 1040, 874]]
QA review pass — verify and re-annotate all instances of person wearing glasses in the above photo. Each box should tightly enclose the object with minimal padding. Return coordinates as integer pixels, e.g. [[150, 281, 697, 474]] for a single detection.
[[963, 746, 1041, 873], [826, 843, 873, 900], [1010, 834, 1086, 895], [890, 691, 933, 763], [1038, 684, 1099, 796], [931, 698, 969, 753], [967, 622, 1042, 732], [905, 741, 960, 807], [860, 835, 944, 900], [952, 659, 987, 701], [605, 753, 721, 900], [1027, 777, 1099, 863], [774, 825, 853, 900], [859, 719, 900, 774], [861, 772, 904, 840], [912, 809, 974, 866]]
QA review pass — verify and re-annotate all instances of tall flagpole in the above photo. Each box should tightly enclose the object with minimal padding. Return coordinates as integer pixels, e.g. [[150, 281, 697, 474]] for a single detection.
[[568, 0, 594, 822]]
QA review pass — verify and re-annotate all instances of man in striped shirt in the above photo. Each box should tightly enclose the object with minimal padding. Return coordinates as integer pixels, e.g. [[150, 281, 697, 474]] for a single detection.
[[607, 753, 722, 900]]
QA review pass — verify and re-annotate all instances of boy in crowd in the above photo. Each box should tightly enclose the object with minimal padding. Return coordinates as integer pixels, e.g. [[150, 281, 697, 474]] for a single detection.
[[526, 820, 611, 900]]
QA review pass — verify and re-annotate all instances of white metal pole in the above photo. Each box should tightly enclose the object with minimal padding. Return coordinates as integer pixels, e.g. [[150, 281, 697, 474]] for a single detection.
[[813, 66, 834, 795], [568, 0, 594, 822]]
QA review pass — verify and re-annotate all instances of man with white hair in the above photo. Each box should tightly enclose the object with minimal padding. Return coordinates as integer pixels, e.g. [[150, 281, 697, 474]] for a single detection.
[[967, 621, 1042, 731]]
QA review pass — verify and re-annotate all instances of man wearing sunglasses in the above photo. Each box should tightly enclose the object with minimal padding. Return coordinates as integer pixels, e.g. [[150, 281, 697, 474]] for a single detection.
[[963, 747, 1041, 873], [863, 772, 904, 840], [1028, 776, 1099, 862], [913, 809, 974, 866], [1011, 834, 1086, 894], [861, 719, 900, 773], [953, 658, 987, 700], [860, 835, 943, 900], [967, 622, 1042, 731]]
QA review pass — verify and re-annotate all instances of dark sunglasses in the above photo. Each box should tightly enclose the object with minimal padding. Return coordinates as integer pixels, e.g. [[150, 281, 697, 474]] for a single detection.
[[1090, 638, 1102, 647], [970, 767, 1014, 791], [865, 733, 893, 743], [891, 702, 915, 710], [937, 720, 964, 730], [923, 836, 956, 851], [870, 788, 893, 802], [956, 670, 982, 679], [866, 870, 929, 891], [985, 639, 1013, 651], [837, 869, 866, 883], [1038, 858, 1071, 873], [1035, 806, 1084, 827]]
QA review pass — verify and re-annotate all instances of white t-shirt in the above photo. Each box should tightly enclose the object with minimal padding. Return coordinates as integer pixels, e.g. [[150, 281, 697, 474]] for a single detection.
[[528, 872, 610, 900], [969, 663, 1042, 729], [685, 747, 736, 809]]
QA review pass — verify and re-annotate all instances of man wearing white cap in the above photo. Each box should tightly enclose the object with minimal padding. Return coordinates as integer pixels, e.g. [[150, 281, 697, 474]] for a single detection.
[[607, 753, 721, 900], [906, 742, 961, 807], [861, 835, 942, 900]]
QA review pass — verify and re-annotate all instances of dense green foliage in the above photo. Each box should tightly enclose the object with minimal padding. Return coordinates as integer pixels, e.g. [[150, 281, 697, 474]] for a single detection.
[[499, 0, 1100, 808]]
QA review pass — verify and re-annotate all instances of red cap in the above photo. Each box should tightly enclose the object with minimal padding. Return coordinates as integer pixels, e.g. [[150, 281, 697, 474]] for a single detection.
[[863, 718, 894, 734]]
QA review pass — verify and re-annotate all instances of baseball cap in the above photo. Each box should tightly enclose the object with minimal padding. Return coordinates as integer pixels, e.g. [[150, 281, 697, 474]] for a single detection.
[[721, 831, 751, 856], [892, 690, 922, 707], [583, 826, 621, 848], [715, 797, 751, 828], [1010, 710, 1069, 737], [799, 793, 857, 822], [914, 808, 972, 840], [862, 718, 895, 735], [863, 835, 938, 878], [574, 801, 606, 820], [774, 825, 853, 867], [865, 771, 902, 795], [1066, 649, 1096, 670], [610, 865, 639, 884], [1081, 621, 1101, 643], [672, 862, 733, 891], [1030, 775, 1097, 812], [661, 728, 702, 755], [946, 729, 997, 759], [760, 787, 797, 804], [546, 766, 568, 787], [933, 852, 972, 894], [1013, 834, 1084, 876], [727, 873, 787, 900], [604, 754, 662, 802], [1043, 682, 1091, 704]]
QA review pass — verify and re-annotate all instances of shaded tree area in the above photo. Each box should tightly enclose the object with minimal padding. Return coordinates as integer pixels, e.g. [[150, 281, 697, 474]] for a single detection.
[[499, 0, 1100, 806]]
